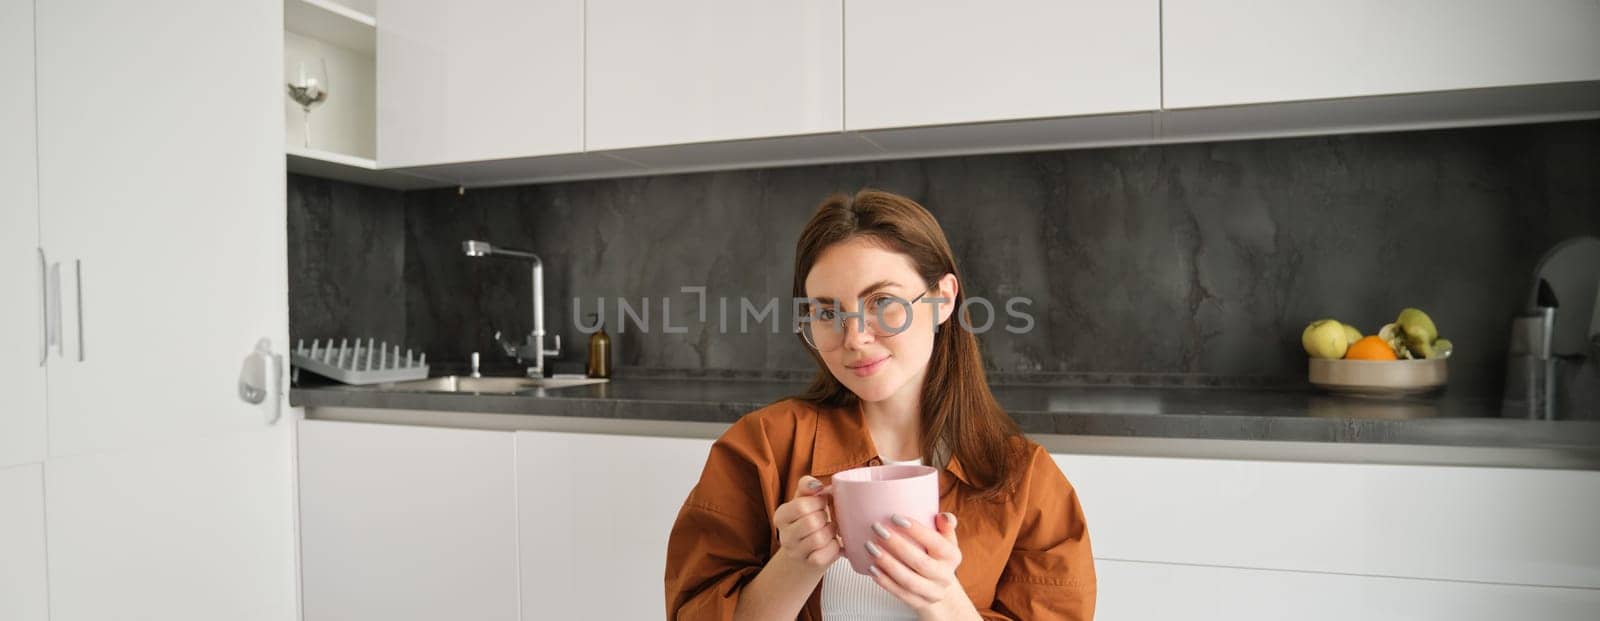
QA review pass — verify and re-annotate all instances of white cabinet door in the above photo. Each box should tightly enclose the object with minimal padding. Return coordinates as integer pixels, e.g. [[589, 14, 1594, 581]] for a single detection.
[[299, 420, 519, 621], [1055, 454, 1600, 589], [377, 0, 584, 167], [0, 0, 44, 470], [845, 0, 1160, 131], [45, 433, 298, 621], [585, 0, 843, 150], [516, 431, 713, 620], [37, 0, 291, 457], [0, 464, 48, 621], [1163, 0, 1600, 109], [34, 1, 297, 619], [1097, 558, 1600, 621]]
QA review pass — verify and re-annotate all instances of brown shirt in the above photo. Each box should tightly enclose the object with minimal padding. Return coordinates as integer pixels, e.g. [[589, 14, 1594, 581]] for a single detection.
[[664, 398, 1096, 620]]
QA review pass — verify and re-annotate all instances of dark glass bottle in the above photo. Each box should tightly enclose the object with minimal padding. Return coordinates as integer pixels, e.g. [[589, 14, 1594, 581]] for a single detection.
[[586, 313, 611, 379]]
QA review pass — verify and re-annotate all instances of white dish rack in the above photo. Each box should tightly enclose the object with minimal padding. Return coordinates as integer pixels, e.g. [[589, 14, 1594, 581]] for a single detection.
[[291, 338, 429, 385]]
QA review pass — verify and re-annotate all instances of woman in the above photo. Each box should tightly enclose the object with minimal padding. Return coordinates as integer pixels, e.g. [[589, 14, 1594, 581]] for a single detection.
[[665, 190, 1095, 620]]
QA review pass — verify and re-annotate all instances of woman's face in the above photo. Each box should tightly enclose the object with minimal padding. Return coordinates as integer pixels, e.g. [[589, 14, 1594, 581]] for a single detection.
[[803, 237, 956, 403]]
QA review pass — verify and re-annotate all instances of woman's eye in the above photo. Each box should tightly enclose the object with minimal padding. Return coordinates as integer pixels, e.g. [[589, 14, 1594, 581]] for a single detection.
[[818, 309, 836, 322], [872, 296, 895, 311]]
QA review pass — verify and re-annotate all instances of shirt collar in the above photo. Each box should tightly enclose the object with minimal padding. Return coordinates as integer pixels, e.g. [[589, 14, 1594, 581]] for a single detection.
[[809, 399, 971, 486]]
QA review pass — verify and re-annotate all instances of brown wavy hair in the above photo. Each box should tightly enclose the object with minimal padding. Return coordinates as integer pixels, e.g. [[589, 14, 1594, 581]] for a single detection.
[[792, 189, 1025, 500]]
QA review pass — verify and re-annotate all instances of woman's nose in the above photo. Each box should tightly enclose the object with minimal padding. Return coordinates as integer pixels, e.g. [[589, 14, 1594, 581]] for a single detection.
[[841, 312, 877, 349]]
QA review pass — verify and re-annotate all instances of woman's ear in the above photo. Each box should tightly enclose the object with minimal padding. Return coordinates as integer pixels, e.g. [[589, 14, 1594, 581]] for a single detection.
[[934, 273, 959, 325]]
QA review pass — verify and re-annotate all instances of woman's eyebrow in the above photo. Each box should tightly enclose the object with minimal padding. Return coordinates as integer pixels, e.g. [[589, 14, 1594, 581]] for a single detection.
[[813, 279, 902, 304]]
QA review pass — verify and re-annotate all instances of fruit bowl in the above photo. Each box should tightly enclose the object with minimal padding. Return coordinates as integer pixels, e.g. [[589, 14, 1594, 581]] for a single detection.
[[1308, 358, 1448, 397]]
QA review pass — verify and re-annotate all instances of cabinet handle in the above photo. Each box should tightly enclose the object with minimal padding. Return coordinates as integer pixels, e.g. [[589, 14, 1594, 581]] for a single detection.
[[37, 248, 47, 366], [75, 260, 85, 362], [47, 260, 62, 358]]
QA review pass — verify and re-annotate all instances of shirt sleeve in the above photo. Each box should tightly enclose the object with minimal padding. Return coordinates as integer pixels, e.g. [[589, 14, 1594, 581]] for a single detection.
[[664, 416, 778, 620], [988, 446, 1097, 620]]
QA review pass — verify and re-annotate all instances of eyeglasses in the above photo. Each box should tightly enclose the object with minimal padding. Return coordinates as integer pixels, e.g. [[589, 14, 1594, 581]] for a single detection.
[[797, 286, 938, 352]]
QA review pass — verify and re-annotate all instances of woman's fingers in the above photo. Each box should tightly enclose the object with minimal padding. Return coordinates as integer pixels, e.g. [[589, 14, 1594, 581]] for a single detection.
[[871, 524, 942, 582], [795, 476, 826, 499], [776, 476, 831, 521], [868, 564, 932, 608], [937, 512, 958, 543], [866, 537, 944, 602], [798, 524, 838, 549], [773, 495, 828, 526], [792, 512, 830, 539], [774, 495, 826, 520], [807, 535, 842, 564], [779, 509, 831, 549], [861, 513, 966, 608], [774, 475, 845, 568], [886, 514, 962, 562]]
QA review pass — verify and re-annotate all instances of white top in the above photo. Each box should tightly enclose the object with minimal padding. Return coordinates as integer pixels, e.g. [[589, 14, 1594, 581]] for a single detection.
[[820, 456, 924, 621]]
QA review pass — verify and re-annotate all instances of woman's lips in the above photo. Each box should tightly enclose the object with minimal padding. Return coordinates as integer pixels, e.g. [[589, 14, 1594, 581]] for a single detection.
[[846, 355, 889, 377]]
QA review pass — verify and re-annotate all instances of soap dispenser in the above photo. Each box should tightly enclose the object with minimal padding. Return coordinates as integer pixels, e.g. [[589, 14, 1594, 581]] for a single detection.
[[586, 313, 611, 379]]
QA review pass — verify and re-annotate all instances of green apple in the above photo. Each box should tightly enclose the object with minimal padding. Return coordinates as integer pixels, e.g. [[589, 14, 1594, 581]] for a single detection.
[[1302, 319, 1350, 359]]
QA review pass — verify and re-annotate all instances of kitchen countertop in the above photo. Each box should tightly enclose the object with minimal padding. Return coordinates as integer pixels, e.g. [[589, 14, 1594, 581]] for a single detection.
[[290, 373, 1600, 469]]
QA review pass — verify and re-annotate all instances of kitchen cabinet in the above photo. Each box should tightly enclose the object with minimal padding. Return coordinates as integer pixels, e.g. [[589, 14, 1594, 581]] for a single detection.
[[328, 0, 1599, 186], [0, 464, 48, 621], [376, 0, 584, 167], [1056, 453, 1600, 588], [31, 0, 298, 619], [1162, 0, 1600, 110], [296, 421, 711, 619], [286, 0, 450, 189], [298, 409, 1600, 618], [0, 0, 45, 470], [298, 420, 520, 621], [37, 0, 291, 457], [515, 431, 712, 619], [45, 433, 298, 621], [585, 0, 844, 151], [844, 0, 1160, 131], [1097, 558, 1600, 620]]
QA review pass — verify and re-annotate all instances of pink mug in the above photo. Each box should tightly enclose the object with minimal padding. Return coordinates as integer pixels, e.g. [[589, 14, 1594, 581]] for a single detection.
[[827, 464, 940, 576]]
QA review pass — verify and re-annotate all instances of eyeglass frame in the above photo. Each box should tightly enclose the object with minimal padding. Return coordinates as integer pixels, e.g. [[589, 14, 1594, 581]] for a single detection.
[[795, 284, 944, 352]]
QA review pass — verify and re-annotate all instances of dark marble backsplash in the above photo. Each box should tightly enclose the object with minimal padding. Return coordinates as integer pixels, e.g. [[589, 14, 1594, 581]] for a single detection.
[[287, 174, 406, 348], [287, 120, 1600, 396]]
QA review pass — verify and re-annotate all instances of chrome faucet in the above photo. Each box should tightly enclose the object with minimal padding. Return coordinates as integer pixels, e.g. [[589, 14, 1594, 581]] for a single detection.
[[463, 240, 561, 378]]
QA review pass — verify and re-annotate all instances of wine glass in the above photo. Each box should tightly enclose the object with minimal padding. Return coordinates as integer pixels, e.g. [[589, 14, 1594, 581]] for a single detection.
[[286, 58, 329, 149]]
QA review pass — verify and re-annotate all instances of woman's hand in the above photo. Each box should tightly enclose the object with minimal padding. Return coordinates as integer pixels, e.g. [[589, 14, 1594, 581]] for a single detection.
[[865, 512, 980, 620], [772, 475, 842, 572], [732, 477, 842, 621]]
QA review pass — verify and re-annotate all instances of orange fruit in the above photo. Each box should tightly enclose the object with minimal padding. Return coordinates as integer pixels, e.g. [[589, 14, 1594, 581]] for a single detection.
[[1344, 335, 1398, 360]]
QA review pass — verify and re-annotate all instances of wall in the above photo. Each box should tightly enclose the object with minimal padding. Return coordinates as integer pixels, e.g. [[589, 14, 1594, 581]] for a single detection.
[[288, 120, 1600, 394], [288, 173, 405, 348]]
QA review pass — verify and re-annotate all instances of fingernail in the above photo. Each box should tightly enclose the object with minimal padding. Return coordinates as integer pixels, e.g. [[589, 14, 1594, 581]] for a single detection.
[[866, 541, 883, 558], [872, 522, 892, 540], [806, 478, 822, 490], [869, 565, 882, 577], [891, 514, 910, 528], [942, 512, 957, 527]]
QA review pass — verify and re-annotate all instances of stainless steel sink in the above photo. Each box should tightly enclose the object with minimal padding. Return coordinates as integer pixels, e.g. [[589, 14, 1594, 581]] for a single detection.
[[377, 375, 608, 394]]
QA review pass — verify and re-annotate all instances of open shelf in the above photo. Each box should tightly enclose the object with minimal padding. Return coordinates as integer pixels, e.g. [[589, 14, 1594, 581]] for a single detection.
[[284, 0, 390, 187]]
